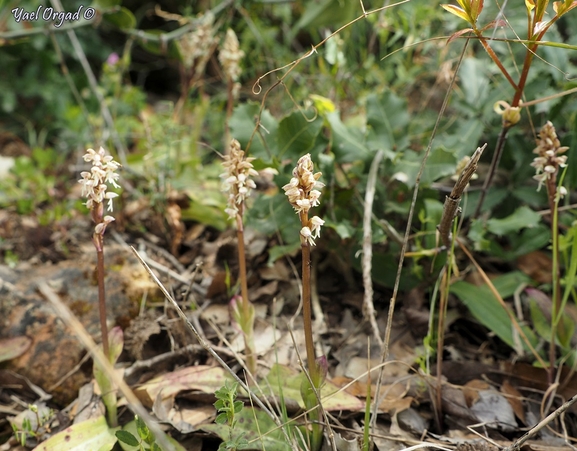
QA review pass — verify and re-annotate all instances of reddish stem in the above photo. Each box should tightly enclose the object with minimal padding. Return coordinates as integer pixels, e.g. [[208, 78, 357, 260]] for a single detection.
[[95, 237, 110, 360]]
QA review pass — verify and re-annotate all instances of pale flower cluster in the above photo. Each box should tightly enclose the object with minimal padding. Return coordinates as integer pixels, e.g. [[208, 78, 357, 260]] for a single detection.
[[178, 12, 216, 70], [79, 147, 121, 234], [531, 121, 568, 192], [219, 29, 244, 86], [283, 154, 325, 246], [221, 139, 259, 220]]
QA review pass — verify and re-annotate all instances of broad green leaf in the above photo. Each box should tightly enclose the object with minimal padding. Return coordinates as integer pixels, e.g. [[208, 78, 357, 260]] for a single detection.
[[277, 111, 323, 160], [326, 111, 372, 163], [398, 147, 456, 188], [451, 272, 538, 351], [229, 103, 279, 161], [459, 58, 490, 107], [33, 416, 116, 451], [201, 407, 292, 451], [506, 225, 550, 259], [182, 201, 227, 231], [292, 0, 356, 33], [486, 206, 541, 236], [324, 218, 355, 240], [267, 242, 301, 266], [366, 91, 409, 156], [436, 118, 484, 159]]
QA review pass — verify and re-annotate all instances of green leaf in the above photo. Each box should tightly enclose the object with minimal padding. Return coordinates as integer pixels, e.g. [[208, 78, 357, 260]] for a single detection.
[[528, 297, 552, 341], [366, 91, 409, 156], [436, 118, 485, 159], [261, 364, 364, 412], [292, 0, 356, 33], [451, 272, 538, 351], [229, 103, 279, 161], [325, 111, 372, 163], [32, 416, 117, 451], [486, 206, 541, 236], [233, 401, 244, 413], [202, 407, 292, 451], [135, 416, 148, 441], [441, 4, 471, 22], [267, 242, 301, 266], [215, 413, 228, 425], [115, 431, 139, 447], [277, 111, 323, 161], [399, 147, 456, 188], [102, 7, 136, 30]]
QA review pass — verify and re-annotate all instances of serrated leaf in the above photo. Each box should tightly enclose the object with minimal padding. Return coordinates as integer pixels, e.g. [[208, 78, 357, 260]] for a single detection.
[[486, 206, 541, 236]]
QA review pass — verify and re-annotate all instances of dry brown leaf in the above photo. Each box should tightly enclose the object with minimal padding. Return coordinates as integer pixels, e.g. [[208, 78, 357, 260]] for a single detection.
[[134, 365, 227, 407], [259, 260, 290, 281], [463, 379, 490, 407], [501, 379, 525, 424], [517, 251, 552, 284]]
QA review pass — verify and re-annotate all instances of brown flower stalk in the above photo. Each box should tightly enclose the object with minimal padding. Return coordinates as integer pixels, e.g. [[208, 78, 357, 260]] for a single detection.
[[78, 146, 121, 426], [282, 154, 325, 379], [221, 139, 275, 377]]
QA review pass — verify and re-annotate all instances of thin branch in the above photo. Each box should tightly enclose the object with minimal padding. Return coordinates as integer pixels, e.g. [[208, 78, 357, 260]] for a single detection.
[[362, 150, 384, 346], [502, 392, 577, 451], [438, 144, 486, 248]]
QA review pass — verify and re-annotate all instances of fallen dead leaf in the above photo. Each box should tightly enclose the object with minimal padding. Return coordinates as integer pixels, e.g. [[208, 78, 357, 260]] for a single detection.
[[134, 365, 227, 408]]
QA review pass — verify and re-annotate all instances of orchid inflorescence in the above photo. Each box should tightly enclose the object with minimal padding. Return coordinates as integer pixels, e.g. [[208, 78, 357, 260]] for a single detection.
[[531, 121, 568, 195], [79, 147, 121, 236], [282, 154, 325, 246], [220, 139, 259, 220]]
